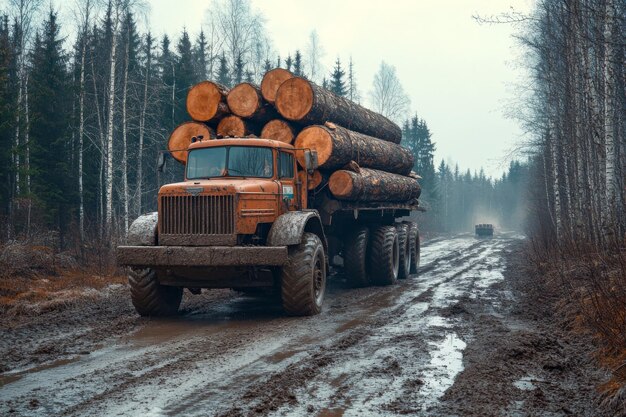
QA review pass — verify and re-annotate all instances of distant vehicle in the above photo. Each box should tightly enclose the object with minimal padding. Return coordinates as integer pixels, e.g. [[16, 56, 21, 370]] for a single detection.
[[475, 224, 494, 237]]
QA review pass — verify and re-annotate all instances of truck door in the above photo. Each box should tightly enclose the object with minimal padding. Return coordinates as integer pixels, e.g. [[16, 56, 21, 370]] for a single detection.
[[278, 150, 298, 212]]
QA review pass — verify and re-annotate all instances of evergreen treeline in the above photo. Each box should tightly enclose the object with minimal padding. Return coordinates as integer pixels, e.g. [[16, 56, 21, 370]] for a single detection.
[[517, 0, 626, 252], [401, 114, 527, 232]]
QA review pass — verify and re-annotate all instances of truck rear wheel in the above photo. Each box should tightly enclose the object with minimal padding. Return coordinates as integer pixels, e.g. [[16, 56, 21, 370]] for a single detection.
[[369, 225, 399, 286], [281, 232, 327, 316], [128, 268, 183, 316], [404, 221, 420, 274], [396, 223, 411, 280], [343, 225, 370, 287]]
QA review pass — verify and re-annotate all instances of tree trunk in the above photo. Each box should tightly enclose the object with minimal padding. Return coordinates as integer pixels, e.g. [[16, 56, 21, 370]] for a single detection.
[[105, 15, 118, 238], [227, 82, 279, 122], [276, 77, 402, 143], [78, 34, 87, 242], [137, 35, 151, 216], [121, 33, 130, 237], [329, 168, 421, 202], [294, 124, 413, 174], [260, 68, 293, 104], [261, 119, 298, 143], [186, 80, 230, 122], [217, 115, 260, 138], [168, 122, 215, 163]]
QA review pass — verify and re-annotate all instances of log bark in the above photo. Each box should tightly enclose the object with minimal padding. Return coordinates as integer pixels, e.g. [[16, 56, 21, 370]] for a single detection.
[[275, 77, 402, 143], [261, 119, 298, 143], [260, 68, 294, 104], [293, 124, 414, 175], [168, 122, 215, 163], [217, 115, 261, 138], [329, 168, 421, 202], [227, 82, 279, 122], [186, 81, 230, 122]]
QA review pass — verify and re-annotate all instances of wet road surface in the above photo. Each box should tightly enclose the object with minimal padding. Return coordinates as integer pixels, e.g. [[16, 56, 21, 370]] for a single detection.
[[1, 234, 519, 416]]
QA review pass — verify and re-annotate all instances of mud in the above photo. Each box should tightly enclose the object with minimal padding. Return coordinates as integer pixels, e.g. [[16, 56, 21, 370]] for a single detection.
[[0, 234, 610, 416]]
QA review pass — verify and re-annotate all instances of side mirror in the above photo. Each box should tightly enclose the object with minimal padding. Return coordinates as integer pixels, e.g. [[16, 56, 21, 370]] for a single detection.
[[304, 150, 319, 172], [157, 152, 167, 173]]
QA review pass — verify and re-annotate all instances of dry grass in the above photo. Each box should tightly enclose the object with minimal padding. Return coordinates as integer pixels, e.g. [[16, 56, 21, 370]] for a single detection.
[[527, 243, 626, 415], [0, 242, 126, 318]]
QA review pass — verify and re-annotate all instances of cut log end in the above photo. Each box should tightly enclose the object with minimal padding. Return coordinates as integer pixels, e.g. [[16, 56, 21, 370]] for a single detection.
[[310, 170, 323, 189], [217, 115, 247, 137], [186, 81, 227, 121], [168, 122, 213, 163], [227, 83, 260, 118], [275, 77, 313, 121], [328, 170, 353, 198], [297, 170, 323, 190], [261, 119, 295, 143], [260, 68, 294, 103], [294, 125, 333, 167]]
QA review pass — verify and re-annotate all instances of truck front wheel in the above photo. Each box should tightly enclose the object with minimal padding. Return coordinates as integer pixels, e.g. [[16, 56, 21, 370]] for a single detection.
[[369, 225, 399, 286], [128, 268, 183, 316], [281, 232, 326, 316]]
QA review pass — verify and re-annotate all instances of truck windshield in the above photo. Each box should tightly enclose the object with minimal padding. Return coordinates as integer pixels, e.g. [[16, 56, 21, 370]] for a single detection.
[[187, 146, 274, 179]]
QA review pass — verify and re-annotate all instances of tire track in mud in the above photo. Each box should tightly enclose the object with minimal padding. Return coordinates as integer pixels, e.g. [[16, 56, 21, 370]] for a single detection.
[[0, 235, 515, 417], [172, 237, 513, 416]]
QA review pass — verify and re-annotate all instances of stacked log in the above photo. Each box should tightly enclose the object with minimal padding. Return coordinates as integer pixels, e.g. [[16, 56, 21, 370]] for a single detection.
[[186, 81, 229, 122], [260, 68, 294, 104], [227, 82, 279, 122], [275, 77, 402, 143], [165, 68, 421, 205], [168, 122, 215, 163], [217, 115, 261, 137], [293, 124, 413, 174], [329, 168, 421, 202], [261, 119, 298, 143]]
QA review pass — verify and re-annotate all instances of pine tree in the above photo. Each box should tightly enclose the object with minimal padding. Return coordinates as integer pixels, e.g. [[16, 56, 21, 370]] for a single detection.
[[158, 34, 175, 130], [244, 69, 254, 83], [293, 50, 303, 76], [194, 30, 207, 80], [175, 29, 197, 124], [232, 52, 244, 85], [329, 58, 346, 96], [216, 53, 230, 86], [285, 54, 293, 71], [29, 8, 72, 239], [347, 56, 360, 102], [263, 58, 272, 74]]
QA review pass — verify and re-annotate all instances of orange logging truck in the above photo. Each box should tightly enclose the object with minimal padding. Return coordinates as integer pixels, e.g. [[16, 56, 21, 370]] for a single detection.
[[117, 136, 422, 316]]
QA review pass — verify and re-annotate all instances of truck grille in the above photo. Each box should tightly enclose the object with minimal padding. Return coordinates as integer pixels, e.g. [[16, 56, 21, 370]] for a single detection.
[[159, 195, 235, 235]]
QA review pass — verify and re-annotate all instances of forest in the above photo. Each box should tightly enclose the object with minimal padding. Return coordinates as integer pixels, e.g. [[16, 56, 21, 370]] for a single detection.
[[0, 0, 526, 257]]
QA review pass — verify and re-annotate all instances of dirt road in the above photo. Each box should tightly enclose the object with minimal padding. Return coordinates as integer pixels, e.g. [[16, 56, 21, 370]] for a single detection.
[[0, 234, 607, 416]]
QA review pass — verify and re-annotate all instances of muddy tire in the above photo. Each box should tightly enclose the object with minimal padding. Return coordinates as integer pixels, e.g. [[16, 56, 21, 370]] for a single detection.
[[396, 223, 411, 280], [281, 232, 327, 316], [343, 226, 371, 288], [404, 221, 420, 274], [128, 268, 183, 317], [369, 225, 399, 286]]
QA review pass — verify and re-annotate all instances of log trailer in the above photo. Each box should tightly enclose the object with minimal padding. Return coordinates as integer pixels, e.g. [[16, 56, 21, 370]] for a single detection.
[[117, 137, 421, 316]]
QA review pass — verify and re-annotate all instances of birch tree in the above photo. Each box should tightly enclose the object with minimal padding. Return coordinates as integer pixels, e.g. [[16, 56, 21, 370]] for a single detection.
[[369, 61, 410, 123]]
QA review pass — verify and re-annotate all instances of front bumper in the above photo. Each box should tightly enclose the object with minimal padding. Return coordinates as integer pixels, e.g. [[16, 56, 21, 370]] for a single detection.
[[117, 245, 288, 267]]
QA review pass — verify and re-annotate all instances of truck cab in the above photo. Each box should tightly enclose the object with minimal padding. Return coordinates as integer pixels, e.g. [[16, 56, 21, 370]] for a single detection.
[[118, 138, 328, 317]]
